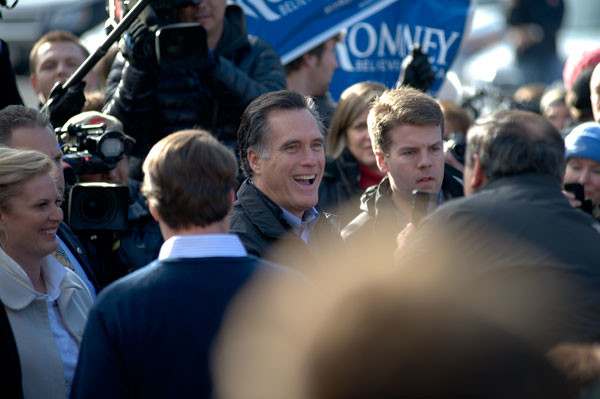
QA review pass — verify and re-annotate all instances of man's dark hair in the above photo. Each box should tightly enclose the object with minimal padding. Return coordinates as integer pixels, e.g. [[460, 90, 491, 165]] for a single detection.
[[0, 105, 52, 145], [285, 34, 342, 74], [307, 284, 569, 399], [566, 67, 594, 123], [465, 110, 565, 183], [142, 129, 238, 230], [237, 89, 324, 178]]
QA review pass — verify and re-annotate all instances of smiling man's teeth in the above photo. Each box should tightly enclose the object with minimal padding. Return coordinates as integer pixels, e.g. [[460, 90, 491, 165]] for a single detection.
[[41, 229, 57, 235], [294, 175, 315, 180]]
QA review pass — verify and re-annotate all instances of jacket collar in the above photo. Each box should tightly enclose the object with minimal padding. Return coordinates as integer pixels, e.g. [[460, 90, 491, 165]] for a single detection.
[[236, 179, 292, 238], [215, 4, 249, 56], [0, 248, 85, 311], [482, 173, 562, 192]]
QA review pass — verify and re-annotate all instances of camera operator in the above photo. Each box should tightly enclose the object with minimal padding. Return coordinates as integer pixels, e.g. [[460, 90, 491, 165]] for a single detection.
[[61, 111, 163, 287], [104, 0, 286, 157], [30, 30, 99, 127]]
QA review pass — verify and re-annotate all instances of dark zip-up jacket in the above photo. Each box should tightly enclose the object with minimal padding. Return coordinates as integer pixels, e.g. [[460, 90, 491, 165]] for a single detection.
[[342, 168, 464, 251], [104, 5, 286, 155], [230, 179, 343, 271]]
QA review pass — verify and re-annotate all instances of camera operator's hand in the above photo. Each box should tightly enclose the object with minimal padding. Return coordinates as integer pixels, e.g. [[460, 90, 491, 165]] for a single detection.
[[396, 45, 435, 92], [120, 19, 157, 68], [44, 80, 86, 128]]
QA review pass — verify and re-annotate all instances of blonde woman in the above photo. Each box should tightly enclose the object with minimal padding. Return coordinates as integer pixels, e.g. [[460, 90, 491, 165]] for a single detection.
[[0, 146, 92, 399]]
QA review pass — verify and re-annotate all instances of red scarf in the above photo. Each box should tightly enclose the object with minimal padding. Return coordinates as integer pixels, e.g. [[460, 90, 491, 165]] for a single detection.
[[359, 164, 384, 190]]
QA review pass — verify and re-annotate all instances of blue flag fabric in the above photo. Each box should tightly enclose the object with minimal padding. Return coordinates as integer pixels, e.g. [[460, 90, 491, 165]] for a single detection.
[[233, 0, 474, 99]]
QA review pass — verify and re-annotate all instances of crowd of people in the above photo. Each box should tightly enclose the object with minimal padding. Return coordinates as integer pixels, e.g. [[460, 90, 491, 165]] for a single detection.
[[2, 0, 600, 397]]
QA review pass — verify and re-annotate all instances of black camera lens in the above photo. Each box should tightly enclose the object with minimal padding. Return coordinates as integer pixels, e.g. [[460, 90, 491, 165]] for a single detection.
[[78, 189, 118, 224], [446, 132, 466, 165], [68, 183, 129, 232]]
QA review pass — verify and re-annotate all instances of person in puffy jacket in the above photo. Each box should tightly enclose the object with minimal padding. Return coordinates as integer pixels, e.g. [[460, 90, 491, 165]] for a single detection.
[[104, 1, 286, 157]]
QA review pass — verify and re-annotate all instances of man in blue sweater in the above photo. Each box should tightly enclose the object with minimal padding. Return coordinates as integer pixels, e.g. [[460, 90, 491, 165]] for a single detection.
[[70, 129, 288, 398]]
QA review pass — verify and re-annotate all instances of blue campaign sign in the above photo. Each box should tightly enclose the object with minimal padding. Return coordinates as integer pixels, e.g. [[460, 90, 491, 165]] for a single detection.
[[231, 0, 397, 64], [331, 0, 473, 99], [233, 0, 474, 99]]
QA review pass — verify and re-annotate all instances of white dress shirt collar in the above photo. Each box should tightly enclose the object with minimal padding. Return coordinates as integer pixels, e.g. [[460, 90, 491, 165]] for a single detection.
[[158, 234, 248, 260]]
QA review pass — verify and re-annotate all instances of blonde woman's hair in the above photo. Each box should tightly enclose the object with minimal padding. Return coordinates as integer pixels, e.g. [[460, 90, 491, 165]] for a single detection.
[[0, 146, 54, 212], [326, 81, 387, 158]]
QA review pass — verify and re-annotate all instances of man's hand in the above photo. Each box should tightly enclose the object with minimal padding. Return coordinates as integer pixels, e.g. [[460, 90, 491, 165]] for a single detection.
[[396, 45, 435, 92], [44, 80, 86, 128], [120, 19, 157, 68]]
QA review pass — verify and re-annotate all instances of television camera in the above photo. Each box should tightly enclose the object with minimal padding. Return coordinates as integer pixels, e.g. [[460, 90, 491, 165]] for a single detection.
[[57, 122, 134, 232]]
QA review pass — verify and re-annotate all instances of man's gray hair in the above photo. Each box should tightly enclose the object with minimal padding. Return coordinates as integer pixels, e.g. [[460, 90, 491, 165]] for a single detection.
[[237, 90, 324, 178], [0, 105, 52, 145], [465, 110, 565, 183]]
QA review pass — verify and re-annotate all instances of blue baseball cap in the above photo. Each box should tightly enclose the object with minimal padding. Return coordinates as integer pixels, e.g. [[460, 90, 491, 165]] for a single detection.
[[565, 121, 600, 163]]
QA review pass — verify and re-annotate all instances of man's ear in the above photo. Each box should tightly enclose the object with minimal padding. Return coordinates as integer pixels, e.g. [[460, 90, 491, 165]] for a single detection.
[[375, 150, 389, 174], [148, 203, 161, 223], [303, 52, 318, 68], [247, 149, 262, 176], [468, 154, 487, 192], [30, 74, 40, 99]]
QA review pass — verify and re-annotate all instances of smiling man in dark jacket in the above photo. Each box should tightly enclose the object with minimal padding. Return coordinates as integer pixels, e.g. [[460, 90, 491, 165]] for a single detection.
[[230, 90, 343, 271], [104, 0, 286, 156]]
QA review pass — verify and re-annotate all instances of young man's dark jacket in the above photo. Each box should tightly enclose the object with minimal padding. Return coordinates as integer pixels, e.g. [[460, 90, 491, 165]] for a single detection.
[[342, 167, 464, 247], [104, 4, 286, 155], [230, 179, 343, 270]]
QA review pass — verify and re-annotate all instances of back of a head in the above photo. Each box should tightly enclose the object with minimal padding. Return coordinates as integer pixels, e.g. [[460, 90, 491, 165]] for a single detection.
[[368, 87, 443, 154], [327, 81, 387, 157], [142, 129, 238, 230], [541, 87, 567, 115], [466, 110, 565, 183], [567, 67, 595, 123], [513, 83, 547, 114], [306, 285, 569, 399], [237, 89, 323, 178], [438, 99, 472, 136]]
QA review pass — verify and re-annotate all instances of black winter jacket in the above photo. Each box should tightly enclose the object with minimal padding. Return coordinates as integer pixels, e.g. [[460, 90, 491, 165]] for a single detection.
[[342, 168, 464, 250], [230, 180, 343, 272], [104, 5, 286, 155]]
